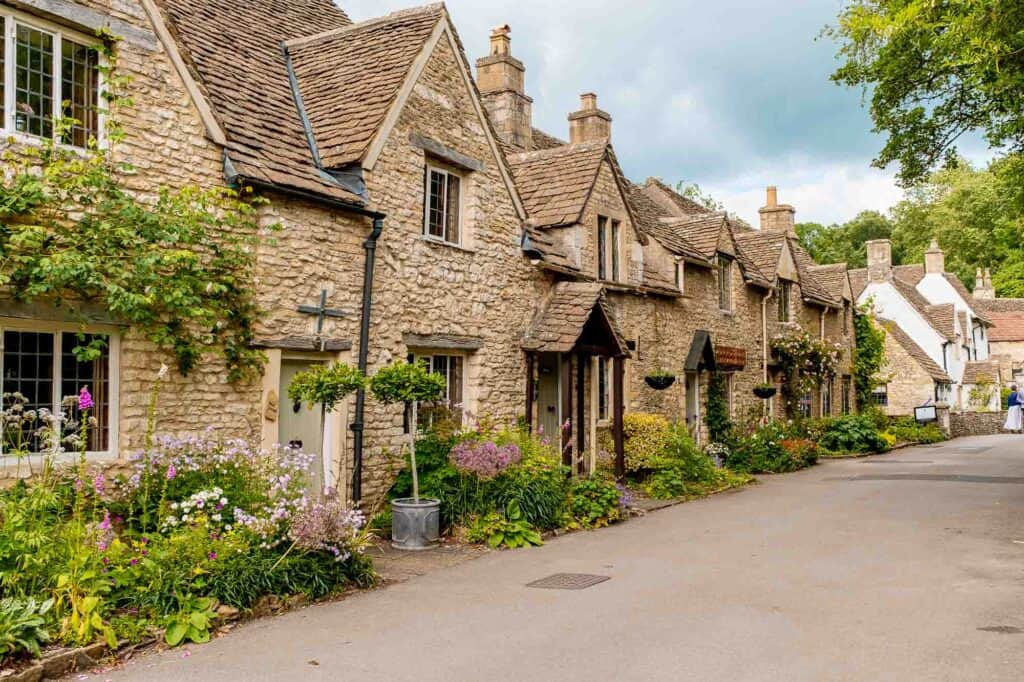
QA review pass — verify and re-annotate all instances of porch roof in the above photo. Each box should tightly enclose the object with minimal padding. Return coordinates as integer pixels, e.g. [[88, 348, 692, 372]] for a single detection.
[[684, 330, 717, 372], [522, 282, 630, 357]]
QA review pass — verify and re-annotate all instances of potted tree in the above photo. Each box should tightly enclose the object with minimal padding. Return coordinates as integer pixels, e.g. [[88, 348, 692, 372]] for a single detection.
[[287, 363, 366, 494], [370, 360, 446, 551], [644, 369, 677, 391]]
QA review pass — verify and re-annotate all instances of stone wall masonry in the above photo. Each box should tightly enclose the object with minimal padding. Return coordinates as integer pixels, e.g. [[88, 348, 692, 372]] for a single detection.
[[949, 411, 1007, 438]]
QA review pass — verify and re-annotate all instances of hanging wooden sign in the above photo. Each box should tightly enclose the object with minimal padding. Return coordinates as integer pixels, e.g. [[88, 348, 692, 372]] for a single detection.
[[714, 345, 746, 370]]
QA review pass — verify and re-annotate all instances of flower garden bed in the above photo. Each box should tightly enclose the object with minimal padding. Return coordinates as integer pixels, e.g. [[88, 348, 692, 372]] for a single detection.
[[0, 401, 374, 674]]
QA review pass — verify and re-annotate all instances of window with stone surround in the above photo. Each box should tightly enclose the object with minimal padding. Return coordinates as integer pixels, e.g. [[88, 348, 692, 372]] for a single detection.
[[409, 352, 464, 426], [598, 356, 610, 421], [424, 163, 462, 245], [822, 378, 832, 416], [1, 8, 101, 147], [0, 326, 118, 457], [872, 385, 889, 407], [597, 215, 608, 280], [777, 281, 792, 322], [675, 260, 685, 294], [610, 219, 620, 282], [717, 255, 733, 312], [799, 390, 812, 418]]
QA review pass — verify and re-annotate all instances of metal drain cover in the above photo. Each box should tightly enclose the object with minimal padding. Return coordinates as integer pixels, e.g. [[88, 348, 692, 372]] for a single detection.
[[526, 573, 610, 590]]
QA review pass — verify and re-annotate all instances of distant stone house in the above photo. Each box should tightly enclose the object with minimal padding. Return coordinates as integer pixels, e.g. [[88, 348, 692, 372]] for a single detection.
[[850, 240, 997, 414], [971, 271, 1024, 387], [0, 1, 860, 499]]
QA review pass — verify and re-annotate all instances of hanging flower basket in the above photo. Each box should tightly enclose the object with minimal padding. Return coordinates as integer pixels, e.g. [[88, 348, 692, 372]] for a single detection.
[[753, 384, 777, 400], [644, 372, 676, 391]]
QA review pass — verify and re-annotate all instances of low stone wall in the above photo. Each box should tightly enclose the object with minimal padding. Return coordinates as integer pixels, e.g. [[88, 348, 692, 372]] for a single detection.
[[949, 411, 1007, 439]]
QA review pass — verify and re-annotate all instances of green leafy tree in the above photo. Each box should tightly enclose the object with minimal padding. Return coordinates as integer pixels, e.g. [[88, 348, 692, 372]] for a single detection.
[[829, 0, 1024, 186], [674, 181, 724, 211], [797, 211, 895, 268]]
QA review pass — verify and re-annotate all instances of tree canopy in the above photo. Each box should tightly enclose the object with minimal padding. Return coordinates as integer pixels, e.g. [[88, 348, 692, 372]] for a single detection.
[[829, 0, 1024, 186]]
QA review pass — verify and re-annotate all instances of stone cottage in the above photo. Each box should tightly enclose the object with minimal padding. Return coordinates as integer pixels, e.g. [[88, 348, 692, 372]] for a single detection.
[[972, 271, 1024, 387], [0, 1, 859, 500], [850, 240, 998, 415]]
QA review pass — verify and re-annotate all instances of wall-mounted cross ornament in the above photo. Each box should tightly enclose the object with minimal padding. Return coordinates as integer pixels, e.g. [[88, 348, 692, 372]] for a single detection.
[[297, 289, 350, 351]]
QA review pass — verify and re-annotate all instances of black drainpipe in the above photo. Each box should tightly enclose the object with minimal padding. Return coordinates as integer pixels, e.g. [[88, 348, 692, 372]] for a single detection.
[[351, 215, 383, 502]]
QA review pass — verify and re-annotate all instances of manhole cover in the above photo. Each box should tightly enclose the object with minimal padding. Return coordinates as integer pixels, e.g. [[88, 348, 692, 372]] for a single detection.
[[978, 626, 1023, 634], [526, 573, 610, 590]]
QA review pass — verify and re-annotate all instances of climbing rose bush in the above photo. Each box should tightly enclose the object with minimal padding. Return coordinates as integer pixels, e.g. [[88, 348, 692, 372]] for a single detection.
[[449, 440, 522, 479]]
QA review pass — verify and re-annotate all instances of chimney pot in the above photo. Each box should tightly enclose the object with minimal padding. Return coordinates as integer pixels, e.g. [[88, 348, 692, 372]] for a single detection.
[[476, 25, 533, 149], [489, 25, 511, 56], [568, 92, 612, 144], [867, 239, 893, 283], [758, 185, 796, 237], [924, 239, 945, 274], [766, 186, 778, 208]]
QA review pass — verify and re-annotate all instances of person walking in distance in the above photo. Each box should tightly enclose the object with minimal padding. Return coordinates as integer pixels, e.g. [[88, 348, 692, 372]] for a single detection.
[[1004, 384, 1023, 434]]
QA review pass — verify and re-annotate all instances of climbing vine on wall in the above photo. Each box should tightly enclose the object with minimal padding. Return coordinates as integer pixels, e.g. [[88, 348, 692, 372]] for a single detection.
[[0, 37, 273, 381], [705, 372, 733, 443], [852, 306, 887, 410], [770, 330, 843, 418]]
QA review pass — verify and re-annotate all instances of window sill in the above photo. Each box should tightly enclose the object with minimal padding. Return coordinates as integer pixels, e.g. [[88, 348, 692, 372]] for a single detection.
[[418, 235, 476, 254], [719, 309, 734, 316], [3, 130, 101, 155], [1, 449, 117, 477]]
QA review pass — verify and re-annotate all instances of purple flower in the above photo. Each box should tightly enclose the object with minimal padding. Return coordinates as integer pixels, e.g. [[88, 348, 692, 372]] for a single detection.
[[79, 386, 94, 410], [449, 441, 521, 480], [93, 472, 106, 495], [166, 464, 177, 480], [129, 558, 138, 566], [207, 551, 217, 560]]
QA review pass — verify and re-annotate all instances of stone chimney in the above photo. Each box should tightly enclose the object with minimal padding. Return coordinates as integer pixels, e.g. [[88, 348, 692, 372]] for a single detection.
[[568, 93, 611, 144], [924, 239, 945, 274], [476, 25, 533, 149], [867, 239, 893, 283], [758, 186, 796, 237], [974, 267, 996, 300]]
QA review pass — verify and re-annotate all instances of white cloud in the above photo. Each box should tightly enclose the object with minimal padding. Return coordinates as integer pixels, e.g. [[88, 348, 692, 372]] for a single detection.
[[708, 160, 905, 226]]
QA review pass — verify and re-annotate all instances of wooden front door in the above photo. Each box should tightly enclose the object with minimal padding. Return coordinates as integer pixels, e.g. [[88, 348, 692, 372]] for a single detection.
[[536, 353, 561, 443], [278, 359, 326, 498]]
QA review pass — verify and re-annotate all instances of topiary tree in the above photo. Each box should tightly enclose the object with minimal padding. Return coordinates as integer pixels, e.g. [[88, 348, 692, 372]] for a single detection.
[[287, 363, 366, 490], [369, 361, 445, 503]]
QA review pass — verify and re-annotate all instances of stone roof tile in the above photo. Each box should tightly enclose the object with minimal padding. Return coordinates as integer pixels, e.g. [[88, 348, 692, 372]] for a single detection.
[[879, 319, 951, 383], [808, 263, 850, 302], [157, 0, 363, 202], [962, 360, 1000, 385], [975, 298, 1024, 341], [522, 282, 628, 355], [508, 142, 609, 228], [287, 5, 445, 168], [924, 303, 956, 342]]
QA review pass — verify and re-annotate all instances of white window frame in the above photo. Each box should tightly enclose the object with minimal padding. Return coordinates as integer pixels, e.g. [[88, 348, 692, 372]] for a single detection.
[[1, 7, 106, 149], [422, 163, 463, 246], [0, 320, 120, 466], [410, 351, 466, 422]]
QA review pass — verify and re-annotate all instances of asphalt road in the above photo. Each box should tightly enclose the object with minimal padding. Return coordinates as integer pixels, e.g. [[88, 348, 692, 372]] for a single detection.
[[106, 435, 1024, 681]]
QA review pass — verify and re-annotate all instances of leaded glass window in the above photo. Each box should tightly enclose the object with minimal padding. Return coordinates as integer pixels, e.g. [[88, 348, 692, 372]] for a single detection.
[[14, 23, 54, 138], [61, 38, 99, 147]]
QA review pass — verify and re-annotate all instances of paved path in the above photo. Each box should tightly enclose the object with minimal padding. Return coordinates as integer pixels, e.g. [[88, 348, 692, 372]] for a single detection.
[[106, 435, 1024, 681]]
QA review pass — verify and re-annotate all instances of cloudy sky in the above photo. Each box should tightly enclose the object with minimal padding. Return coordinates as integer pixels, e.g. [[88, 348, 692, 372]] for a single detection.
[[342, 0, 907, 226]]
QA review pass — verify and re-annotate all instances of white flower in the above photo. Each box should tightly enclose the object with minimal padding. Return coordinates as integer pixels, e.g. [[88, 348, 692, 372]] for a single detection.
[[212, 513, 222, 522], [219, 497, 228, 506], [171, 502, 179, 510], [157, 363, 169, 380]]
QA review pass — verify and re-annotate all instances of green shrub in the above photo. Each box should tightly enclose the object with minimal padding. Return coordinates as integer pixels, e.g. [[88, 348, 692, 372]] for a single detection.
[[727, 422, 817, 473], [566, 477, 624, 529], [887, 418, 946, 445], [465, 502, 543, 549], [0, 597, 53, 663], [599, 413, 672, 472], [818, 414, 888, 453]]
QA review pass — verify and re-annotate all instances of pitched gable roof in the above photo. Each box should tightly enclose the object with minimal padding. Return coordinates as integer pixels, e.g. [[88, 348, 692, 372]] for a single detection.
[[624, 181, 704, 262], [156, 0, 362, 202], [809, 264, 851, 302], [733, 231, 785, 282], [925, 303, 956, 342], [522, 282, 629, 356], [642, 178, 713, 216], [789, 241, 840, 306], [509, 142, 609, 228], [962, 360, 999, 385], [879, 319, 951, 383], [975, 298, 1024, 342], [285, 5, 445, 169]]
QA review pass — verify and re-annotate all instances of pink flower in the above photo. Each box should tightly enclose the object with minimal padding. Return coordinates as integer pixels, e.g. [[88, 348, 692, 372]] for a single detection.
[[207, 551, 217, 560], [166, 464, 177, 480], [93, 472, 106, 495], [78, 387, 94, 410]]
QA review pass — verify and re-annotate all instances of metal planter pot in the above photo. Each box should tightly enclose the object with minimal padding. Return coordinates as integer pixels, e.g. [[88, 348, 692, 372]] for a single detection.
[[391, 498, 441, 551]]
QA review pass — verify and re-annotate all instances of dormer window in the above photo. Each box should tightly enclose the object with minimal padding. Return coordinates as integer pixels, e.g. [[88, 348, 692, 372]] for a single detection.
[[1, 10, 101, 147], [424, 163, 462, 245], [597, 215, 621, 282], [718, 255, 733, 311], [777, 281, 792, 322]]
